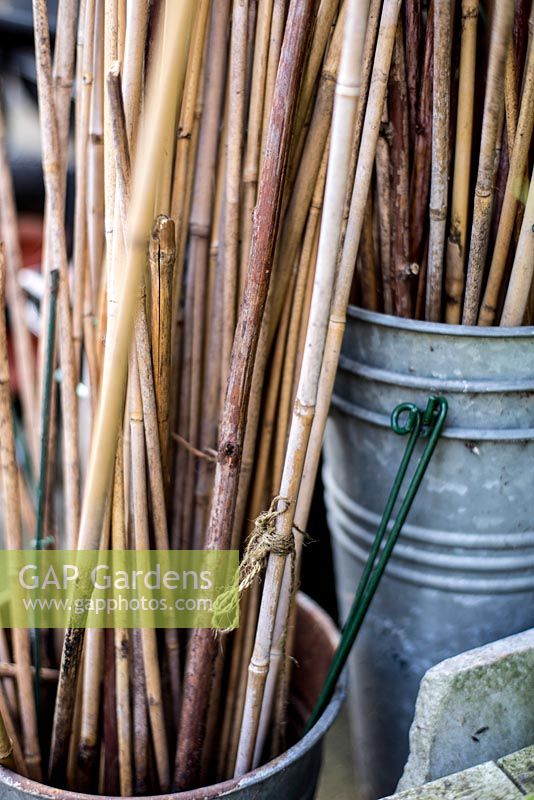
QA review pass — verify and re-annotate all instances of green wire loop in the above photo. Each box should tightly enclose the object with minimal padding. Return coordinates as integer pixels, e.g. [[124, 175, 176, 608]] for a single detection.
[[304, 395, 448, 734]]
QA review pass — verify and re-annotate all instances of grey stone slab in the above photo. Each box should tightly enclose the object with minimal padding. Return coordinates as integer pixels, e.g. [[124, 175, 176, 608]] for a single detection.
[[382, 761, 524, 799], [498, 745, 534, 794], [397, 628, 534, 792]]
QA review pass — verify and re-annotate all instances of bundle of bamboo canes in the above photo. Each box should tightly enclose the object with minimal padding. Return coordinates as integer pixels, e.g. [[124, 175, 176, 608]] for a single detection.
[[0, 0, 531, 795]]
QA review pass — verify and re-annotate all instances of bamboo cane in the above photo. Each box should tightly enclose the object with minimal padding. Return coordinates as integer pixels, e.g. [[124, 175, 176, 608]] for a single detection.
[[73, 0, 95, 352], [462, 1, 514, 324], [108, 58, 182, 723], [445, 0, 478, 324], [0, 679, 28, 776], [40, 0, 78, 402], [0, 107, 38, 473], [293, 0, 341, 150], [129, 352, 169, 792], [132, 628, 148, 795], [479, 23, 534, 326], [259, 0, 287, 171], [111, 441, 132, 797], [49, 4, 195, 778], [500, 166, 534, 325], [504, 39, 518, 152], [409, 0, 434, 266], [222, 0, 249, 389], [77, 629, 104, 789], [174, 0, 317, 788], [241, 0, 274, 279], [425, 0, 452, 321], [375, 100, 393, 314], [0, 246, 42, 780], [235, 0, 370, 775], [87, 0, 105, 340], [32, 0, 81, 555], [404, 0, 421, 144], [389, 18, 413, 317]]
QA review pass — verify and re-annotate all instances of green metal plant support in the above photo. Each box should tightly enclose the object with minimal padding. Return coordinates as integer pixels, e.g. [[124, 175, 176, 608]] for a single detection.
[[305, 394, 448, 733]]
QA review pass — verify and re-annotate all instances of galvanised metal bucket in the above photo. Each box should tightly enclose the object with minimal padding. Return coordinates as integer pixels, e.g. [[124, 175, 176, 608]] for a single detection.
[[323, 307, 534, 800], [0, 594, 344, 800]]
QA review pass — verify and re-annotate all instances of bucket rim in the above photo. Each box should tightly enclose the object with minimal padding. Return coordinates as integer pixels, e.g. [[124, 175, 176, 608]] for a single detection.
[[348, 306, 534, 338], [0, 595, 346, 800]]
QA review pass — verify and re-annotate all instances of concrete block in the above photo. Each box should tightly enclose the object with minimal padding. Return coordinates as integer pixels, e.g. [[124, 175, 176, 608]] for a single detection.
[[382, 761, 523, 799], [397, 628, 534, 792], [498, 745, 534, 794]]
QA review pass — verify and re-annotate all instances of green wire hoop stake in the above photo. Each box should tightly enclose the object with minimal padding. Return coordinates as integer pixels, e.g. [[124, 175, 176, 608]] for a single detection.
[[305, 395, 448, 733]]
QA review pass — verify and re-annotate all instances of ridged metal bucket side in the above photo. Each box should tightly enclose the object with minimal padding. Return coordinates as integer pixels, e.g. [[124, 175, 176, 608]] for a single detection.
[[323, 307, 534, 800], [0, 594, 344, 800]]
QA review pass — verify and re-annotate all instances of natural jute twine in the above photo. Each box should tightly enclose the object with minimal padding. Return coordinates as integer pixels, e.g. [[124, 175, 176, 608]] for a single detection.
[[212, 496, 295, 630]]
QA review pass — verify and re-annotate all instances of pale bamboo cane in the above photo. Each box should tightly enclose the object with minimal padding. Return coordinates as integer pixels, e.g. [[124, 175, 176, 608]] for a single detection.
[[172, 0, 229, 548], [445, 0, 478, 324], [0, 108, 38, 473], [130, 352, 169, 792], [33, 0, 81, 544], [149, 217, 176, 461], [0, 247, 41, 779], [72, 0, 95, 352], [251, 212, 322, 765], [500, 166, 534, 325], [0, 681, 27, 775], [108, 59, 182, 721], [235, 0, 371, 775], [111, 441, 132, 797], [170, 0, 210, 260], [479, 24, 534, 326], [132, 628, 148, 795], [174, 0, 316, 788], [77, 628, 104, 788], [425, 0, 452, 321], [104, 0, 118, 269], [462, 1, 514, 324], [222, 0, 249, 389], [39, 0, 78, 405], [49, 4, 195, 777]]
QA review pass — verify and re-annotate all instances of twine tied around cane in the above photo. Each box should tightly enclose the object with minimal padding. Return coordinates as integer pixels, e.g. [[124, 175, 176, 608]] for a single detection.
[[212, 496, 295, 630]]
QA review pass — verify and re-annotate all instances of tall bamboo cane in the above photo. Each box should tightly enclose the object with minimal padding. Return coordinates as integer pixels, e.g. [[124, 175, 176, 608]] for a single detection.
[[425, 0, 452, 321], [33, 0, 81, 557], [49, 4, 195, 778], [479, 21, 534, 326], [174, 0, 317, 788], [500, 166, 534, 325], [222, 0, 249, 387], [462, 1, 514, 324], [235, 0, 371, 775], [445, 0, 478, 324], [0, 247, 42, 780], [0, 108, 38, 473]]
